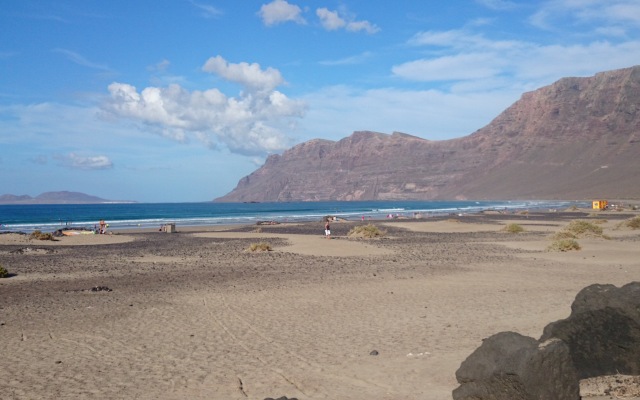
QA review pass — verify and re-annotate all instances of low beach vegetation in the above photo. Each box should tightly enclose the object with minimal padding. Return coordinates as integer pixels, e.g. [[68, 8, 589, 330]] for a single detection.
[[248, 242, 272, 252], [628, 216, 640, 229], [503, 223, 524, 234], [348, 224, 386, 239], [30, 230, 55, 241], [553, 220, 608, 240], [619, 216, 640, 230], [0, 264, 9, 278], [548, 239, 581, 252]]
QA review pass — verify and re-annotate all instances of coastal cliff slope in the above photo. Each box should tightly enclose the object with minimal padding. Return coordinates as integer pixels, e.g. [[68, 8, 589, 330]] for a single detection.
[[216, 66, 640, 202]]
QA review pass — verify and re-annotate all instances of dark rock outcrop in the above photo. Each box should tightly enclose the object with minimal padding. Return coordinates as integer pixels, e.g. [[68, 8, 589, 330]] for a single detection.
[[540, 282, 640, 379], [216, 65, 640, 202], [453, 282, 640, 399], [453, 332, 580, 400]]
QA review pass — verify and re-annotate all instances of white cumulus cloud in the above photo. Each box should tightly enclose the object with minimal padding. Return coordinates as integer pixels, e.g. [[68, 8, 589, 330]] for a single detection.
[[316, 8, 345, 30], [101, 56, 306, 156], [259, 0, 306, 26], [56, 153, 113, 170], [202, 55, 284, 92], [316, 7, 379, 34]]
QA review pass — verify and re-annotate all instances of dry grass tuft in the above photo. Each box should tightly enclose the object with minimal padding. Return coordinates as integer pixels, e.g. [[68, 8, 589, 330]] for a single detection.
[[503, 223, 524, 234], [617, 216, 640, 230], [553, 220, 608, 240], [347, 224, 386, 239], [30, 230, 55, 241], [248, 242, 272, 252], [548, 239, 581, 252]]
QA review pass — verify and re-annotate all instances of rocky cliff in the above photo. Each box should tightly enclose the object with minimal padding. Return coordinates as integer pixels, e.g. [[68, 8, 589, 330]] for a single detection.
[[215, 66, 640, 202]]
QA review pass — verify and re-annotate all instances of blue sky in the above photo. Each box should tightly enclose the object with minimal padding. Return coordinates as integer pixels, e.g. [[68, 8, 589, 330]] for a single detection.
[[1, 0, 639, 202]]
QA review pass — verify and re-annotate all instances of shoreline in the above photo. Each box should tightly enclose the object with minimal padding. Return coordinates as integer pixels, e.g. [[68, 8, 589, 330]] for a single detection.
[[0, 199, 606, 234], [1, 209, 639, 399]]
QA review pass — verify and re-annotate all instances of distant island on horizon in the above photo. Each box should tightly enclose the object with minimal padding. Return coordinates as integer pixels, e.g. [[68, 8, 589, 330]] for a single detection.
[[0, 191, 136, 205]]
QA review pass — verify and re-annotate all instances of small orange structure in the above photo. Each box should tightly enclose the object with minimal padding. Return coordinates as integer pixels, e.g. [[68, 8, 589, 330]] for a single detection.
[[592, 200, 608, 210]]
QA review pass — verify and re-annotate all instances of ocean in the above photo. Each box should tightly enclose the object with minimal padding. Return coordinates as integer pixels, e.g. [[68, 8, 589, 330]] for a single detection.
[[0, 200, 583, 233]]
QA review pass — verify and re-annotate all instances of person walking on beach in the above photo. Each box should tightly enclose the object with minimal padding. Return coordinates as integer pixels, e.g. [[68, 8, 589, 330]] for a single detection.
[[99, 219, 106, 234], [325, 219, 331, 239]]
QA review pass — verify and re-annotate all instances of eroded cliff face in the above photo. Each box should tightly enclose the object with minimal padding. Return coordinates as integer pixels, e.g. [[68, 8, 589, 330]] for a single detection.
[[215, 66, 640, 202]]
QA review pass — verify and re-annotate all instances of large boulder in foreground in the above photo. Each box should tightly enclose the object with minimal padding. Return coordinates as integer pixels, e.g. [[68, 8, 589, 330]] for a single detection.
[[540, 282, 640, 379], [453, 332, 580, 400], [453, 282, 640, 399]]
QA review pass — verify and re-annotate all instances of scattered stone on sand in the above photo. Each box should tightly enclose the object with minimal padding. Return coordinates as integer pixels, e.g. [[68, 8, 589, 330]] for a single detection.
[[264, 397, 298, 400], [10, 247, 55, 255], [89, 286, 112, 292]]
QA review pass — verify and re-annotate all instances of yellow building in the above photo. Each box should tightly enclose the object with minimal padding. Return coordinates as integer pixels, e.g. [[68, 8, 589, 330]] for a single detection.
[[592, 200, 608, 210]]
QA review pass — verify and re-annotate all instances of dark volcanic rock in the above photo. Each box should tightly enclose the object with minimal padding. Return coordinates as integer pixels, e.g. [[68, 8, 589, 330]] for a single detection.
[[540, 282, 640, 379], [453, 282, 640, 399], [453, 332, 580, 400], [216, 65, 640, 202]]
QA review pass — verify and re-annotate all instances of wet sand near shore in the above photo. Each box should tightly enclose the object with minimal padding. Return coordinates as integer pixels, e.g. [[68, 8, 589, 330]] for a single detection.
[[1, 209, 639, 399]]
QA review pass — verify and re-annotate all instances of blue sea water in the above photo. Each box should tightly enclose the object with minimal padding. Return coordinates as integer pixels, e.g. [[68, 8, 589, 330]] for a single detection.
[[0, 200, 582, 233]]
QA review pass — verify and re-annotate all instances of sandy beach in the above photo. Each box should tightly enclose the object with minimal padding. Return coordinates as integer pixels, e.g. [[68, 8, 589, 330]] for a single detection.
[[1, 208, 639, 399]]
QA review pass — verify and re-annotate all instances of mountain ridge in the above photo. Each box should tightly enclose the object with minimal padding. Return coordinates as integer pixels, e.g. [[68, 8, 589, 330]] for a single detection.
[[216, 65, 640, 202]]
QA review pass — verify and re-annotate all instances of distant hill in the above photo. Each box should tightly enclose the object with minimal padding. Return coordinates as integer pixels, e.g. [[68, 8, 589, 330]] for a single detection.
[[0, 191, 134, 204], [215, 65, 640, 202]]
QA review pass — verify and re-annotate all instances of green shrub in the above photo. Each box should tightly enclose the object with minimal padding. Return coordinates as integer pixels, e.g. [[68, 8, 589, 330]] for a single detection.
[[348, 224, 386, 239], [0, 264, 8, 278], [503, 223, 524, 234], [548, 239, 581, 252], [30, 230, 54, 241], [248, 242, 272, 252]]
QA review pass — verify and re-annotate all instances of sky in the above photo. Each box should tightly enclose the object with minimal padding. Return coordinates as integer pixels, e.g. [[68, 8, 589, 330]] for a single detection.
[[1, 0, 639, 203]]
